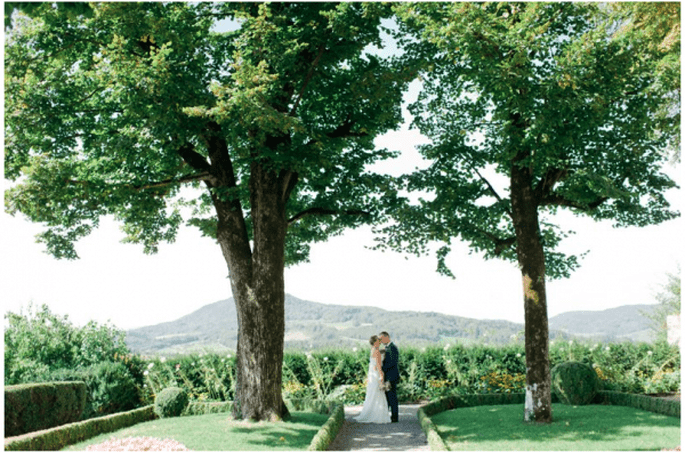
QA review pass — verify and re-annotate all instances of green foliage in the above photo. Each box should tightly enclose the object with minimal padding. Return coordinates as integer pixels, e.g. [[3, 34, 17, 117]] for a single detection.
[[4, 304, 130, 386], [609, 3, 680, 160], [551, 361, 600, 405], [643, 267, 681, 341], [380, 2, 679, 278], [86, 361, 142, 418], [141, 354, 236, 404], [4, 3, 410, 266], [41, 362, 142, 419], [4, 382, 87, 437], [154, 387, 189, 418], [147, 342, 678, 407]]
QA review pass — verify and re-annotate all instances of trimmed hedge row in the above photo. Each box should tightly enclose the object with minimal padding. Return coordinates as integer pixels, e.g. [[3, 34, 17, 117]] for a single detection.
[[4, 405, 156, 451], [417, 389, 680, 445], [307, 404, 345, 451], [5, 382, 87, 437], [420, 392, 530, 417], [596, 391, 680, 418], [417, 406, 448, 451], [182, 401, 233, 417]]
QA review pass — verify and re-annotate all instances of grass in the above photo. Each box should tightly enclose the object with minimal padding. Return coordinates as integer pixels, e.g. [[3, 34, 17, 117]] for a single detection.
[[432, 403, 680, 451], [63, 412, 330, 451]]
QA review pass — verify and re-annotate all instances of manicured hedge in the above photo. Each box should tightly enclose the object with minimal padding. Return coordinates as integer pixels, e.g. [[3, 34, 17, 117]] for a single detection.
[[596, 391, 680, 418], [5, 382, 87, 437], [417, 389, 680, 448], [421, 392, 528, 417], [183, 401, 233, 416], [4, 405, 156, 451], [307, 404, 345, 451], [417, 406, 448, 451]]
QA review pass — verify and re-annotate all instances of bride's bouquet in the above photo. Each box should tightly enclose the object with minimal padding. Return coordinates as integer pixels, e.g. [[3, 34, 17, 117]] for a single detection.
[[381, 381, 392, 392]]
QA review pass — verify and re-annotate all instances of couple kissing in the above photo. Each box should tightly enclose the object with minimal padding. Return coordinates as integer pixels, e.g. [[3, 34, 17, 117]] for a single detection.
[[354, 331, 399, 424]]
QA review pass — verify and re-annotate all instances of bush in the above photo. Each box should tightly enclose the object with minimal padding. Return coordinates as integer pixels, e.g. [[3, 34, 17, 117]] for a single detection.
[[86, 361, 141, 417], [551, 361, 600, 405], [5, 381, 87, 437], [4, 304, 130, 386], [44, 362, 141, 419], [154, 387, 189, 418]]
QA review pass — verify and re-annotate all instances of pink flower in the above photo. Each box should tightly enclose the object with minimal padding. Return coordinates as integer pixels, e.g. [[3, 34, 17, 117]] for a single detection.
[[85, 436, 188, 451]]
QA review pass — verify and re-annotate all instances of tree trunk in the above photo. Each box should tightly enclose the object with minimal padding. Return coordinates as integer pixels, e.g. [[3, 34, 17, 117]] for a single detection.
[[210, 153, 291, 421], [510, 153, 553, 423]]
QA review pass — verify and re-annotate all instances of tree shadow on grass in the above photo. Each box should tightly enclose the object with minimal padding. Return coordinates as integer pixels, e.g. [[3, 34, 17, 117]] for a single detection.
[[433, 404, 680, 451], [228, 412, 329, 450]]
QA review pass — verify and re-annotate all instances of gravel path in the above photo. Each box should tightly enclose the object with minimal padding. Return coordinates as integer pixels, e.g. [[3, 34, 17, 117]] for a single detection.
[[326, 404, 430, 451]]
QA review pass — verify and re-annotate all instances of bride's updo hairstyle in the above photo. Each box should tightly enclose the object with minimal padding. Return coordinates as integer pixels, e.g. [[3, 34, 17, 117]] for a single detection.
[[369, 335, 379, 346]]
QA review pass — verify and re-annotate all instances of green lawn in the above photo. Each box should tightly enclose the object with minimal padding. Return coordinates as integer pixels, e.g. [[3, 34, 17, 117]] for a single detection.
[[432, 404, 680, 451], [63, 412, 330, 451]]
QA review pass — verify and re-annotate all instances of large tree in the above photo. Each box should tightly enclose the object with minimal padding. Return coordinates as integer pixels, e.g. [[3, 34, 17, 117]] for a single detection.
[[383, 2, 679, 422], [4, 2, 411, 420]]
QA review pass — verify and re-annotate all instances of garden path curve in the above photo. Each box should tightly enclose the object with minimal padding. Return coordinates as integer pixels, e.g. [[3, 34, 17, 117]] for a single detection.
[[326, 404, 430, 451]]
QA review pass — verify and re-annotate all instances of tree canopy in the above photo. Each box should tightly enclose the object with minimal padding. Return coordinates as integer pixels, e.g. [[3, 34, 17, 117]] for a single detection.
[[383, 2, 679, 278], [5, 2, 408, 262]]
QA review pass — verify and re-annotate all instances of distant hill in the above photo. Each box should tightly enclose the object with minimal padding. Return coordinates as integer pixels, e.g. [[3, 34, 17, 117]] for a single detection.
[[548, 304, 658, 343], [125, 295, 659, 355]]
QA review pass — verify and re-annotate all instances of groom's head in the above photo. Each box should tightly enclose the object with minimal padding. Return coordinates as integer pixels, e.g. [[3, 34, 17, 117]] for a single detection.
[[379, 332, 391, 344]]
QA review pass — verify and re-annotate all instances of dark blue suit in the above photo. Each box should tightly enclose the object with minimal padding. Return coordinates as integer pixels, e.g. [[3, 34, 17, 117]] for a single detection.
[[381, 342, 400, 422]]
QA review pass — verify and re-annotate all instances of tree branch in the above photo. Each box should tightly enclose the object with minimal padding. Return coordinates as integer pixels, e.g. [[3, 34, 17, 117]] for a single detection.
[[471, 167, 513, 218], [540, 193, 608, 211], [288, 207, 370, 225], [534, 167, 568, 201], [66, 171, 212, 192], [178, 143, 212, 173], [289, 44, 326, 117]]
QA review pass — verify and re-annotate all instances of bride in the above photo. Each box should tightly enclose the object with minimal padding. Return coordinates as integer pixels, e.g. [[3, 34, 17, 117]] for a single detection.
[[354, 335, 391, 423]]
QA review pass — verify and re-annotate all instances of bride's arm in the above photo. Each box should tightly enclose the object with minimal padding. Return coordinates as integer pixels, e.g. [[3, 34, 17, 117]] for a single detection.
[[373, 349, 384, 382]]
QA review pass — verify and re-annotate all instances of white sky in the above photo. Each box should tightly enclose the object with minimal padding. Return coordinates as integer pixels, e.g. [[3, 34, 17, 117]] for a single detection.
[[2, 117, 681, 330], [2, 14, 682, 331]]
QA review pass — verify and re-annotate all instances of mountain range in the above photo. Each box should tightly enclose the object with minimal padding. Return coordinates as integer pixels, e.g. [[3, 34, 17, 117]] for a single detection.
[[125, 294, 658, 356]]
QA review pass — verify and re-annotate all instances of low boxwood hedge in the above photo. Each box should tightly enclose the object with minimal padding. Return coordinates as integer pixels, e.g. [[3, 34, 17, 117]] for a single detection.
[[596, 391, 680, 417], [4, 405, 156, 451], [307, 404, 345, 451], [418, 389, 680, 446], [182, 401, 233, 416], [5, 381, 87, 437]]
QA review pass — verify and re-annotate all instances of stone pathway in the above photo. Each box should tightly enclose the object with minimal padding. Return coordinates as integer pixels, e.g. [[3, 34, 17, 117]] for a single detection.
[[326, 404, 430, 451]]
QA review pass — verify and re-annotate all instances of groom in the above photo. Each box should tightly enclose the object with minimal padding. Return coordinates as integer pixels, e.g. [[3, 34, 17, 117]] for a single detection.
[[380, 331, 399, 423]]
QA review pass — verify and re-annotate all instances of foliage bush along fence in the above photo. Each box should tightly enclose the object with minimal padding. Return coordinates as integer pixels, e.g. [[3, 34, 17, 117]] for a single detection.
[[6, 340, 680, 423], [135, 341, 679, 407], [5, 382, 87, 437]]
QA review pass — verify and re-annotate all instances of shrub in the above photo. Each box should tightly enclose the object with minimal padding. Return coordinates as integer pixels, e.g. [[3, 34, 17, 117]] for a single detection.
[[5, 381, 86, 437], [4, 304, 129, 386], [551, 361, 600, 405], [85, 361, 141, 418], [154, 387, 189, 418]]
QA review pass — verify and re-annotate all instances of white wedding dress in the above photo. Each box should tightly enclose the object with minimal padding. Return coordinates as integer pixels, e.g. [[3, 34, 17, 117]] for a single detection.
[[354, 351, 391, 423]]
